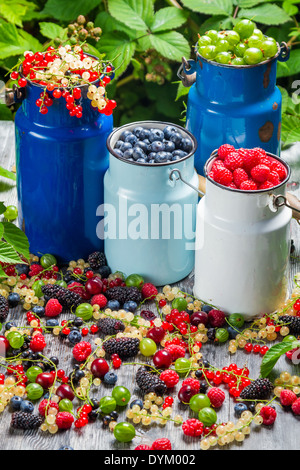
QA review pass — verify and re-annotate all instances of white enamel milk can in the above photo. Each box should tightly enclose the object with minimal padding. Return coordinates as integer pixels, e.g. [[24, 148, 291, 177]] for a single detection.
[[190, 151, 294, 320]]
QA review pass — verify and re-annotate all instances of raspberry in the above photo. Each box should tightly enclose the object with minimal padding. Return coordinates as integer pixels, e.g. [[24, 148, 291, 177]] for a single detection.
[[135, 445, 151, 450], [259, 156, 272, 168], [141, 283, 158, 300], [30, 333, 46, 352], [280, 389, 297, 407], [228, 183, 237, 189], [211, 158, 225, 170], [291, 397, 300, 415], [268, 171, 280, 186], [55, 411, 74, 429], [233, 168, 248, 188], [68, 281, 90, 300], [72, 341, 92, 361], [164, 344, 186, 361], [240, 179, 258, 191], [259, 181, 274, 190], [151, 438, 172, 450], [212, 166, 233, 187], [45, 298, 63, 317], [160, 369, 180, 388], [224, 152, 244, 171], [270, 160, 286, 180], [239, 148, 261, 172], [207, 387, 225, 408], [251, 164, 270, 183], [260, 405, 277, 425], [208, 309, 226, 327], [182, 418, 203, 437], [91, 294, 108, 308], [38, 399, 59, 417], [217, 144, 235, 160], [182, 377, 200, 392]]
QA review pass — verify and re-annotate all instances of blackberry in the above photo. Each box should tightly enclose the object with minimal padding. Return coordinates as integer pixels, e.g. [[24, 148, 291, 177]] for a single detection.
[[105, 286, 142, 306], [41, 284, 84, 310], [98, 317, 125, 336], [136, 367, 167, 395], [103, 337, 140, 359], [88, 251, 107, 270], [240, 378, 273, 400], [11, 411, 43, 430], [0, 295, 9, 322], [278, 315, 300, 335]]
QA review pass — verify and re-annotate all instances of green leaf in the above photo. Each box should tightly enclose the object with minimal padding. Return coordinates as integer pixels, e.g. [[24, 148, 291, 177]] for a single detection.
[[198, 15, 233, 34], [2, 222, 30, 261], [0, 0, 36, 26], [0, 104, 13, 121], [175, 81, 190, 101], [98, 32, 136, 78], [282, 0, 298, 16], [238, 4, 292, 25], [277, 49, 300, 78], [0, 166, 16, 181], [0, 204, 6, 216], [149, 31, 191, 62], [17, 29, 43, 53], [39, 21, 67, 40], [150, 7, 188, 32], [0, 240, 23, 264], [281, 114, 300, 146], [107, 0, 150, 31], [260, 341, 296, 377], [94, 10, 134, 36], [41, 0, 102, 22], [235, 0, 272, 8], [0, 22, 25, 59], [180, 0, 233, 16]]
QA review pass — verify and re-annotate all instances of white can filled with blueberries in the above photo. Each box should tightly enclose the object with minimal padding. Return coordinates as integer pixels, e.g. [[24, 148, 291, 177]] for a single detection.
[[104, 121, 199, 286]]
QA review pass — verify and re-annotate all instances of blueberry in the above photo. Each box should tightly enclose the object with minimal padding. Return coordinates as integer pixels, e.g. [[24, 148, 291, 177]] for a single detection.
[[20, 400, 34, 413], [32, 306, 45, 317], [170, 131, 183, 147], [165, 152, 173, 162], [172, 149, 187, 159], [119, 130, 132, 141], [149, 128, 164, 142], [181, 137, 193, 153], [107, 299, 120, 310], [234, 403, 248, 417], [114, 148, 123, 158], [155, 151, 168, 163], [143, 129, 151, 140], [125, 133, 138, 145], [136, 158, 146, 163], [149, 141, 164, 153], [122, 141, 133, 152], [201, 305, 213, 313], [132, 147, 145, 161], [143, 138, 150, 145], [68, 329, 82, 345], [15, 264, 29, 275], [98, 265, 111, 278], [135, 140, 148, 153], [103, 371, 118, 385], [148, 159, 155, 164], [4, 321, 17, 331], [10, 396, 23, 411], [123, 148, 134, 159], [164, 140, 175, 153], [130, 399, 144, 409], [132, 126, 147, 140], [163, 125, 177, 139], [227, 326, 241, 339], [8, 292, 20, 308], [123, 301, 138, 312], [115, 140, 124, 149], [148, 152, 157, 160]]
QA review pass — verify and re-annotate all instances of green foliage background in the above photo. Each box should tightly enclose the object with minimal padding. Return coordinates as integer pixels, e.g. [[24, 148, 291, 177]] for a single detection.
[[0, 0, 300, 144]]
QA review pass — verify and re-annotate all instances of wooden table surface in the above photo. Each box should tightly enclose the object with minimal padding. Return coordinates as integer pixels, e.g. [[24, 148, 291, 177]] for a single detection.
[[0, 121, 299, 452]]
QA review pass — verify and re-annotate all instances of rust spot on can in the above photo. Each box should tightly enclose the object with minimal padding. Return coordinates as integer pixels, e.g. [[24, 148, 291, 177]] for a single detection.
[[259, 121, 274, 142], [273, 102, 278, 110], [198, 59, 203, 69], [263, 63, 272, 89], [277, 121, 281, 141]]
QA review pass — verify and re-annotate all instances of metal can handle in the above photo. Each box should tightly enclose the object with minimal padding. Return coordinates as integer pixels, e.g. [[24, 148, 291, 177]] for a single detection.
[[278, 42, 290, 62], [273, 193, 300, 222], [177, 57, 197, 87], [169, 168, 205, 197]]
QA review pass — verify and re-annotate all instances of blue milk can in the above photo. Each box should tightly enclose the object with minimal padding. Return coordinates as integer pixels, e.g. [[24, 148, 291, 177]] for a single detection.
[[178, 42, 290, 175], [104, 121, 198, 286], [15, 75, 113, 263]]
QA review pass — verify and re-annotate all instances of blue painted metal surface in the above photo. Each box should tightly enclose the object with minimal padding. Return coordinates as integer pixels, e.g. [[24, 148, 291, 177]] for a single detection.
[[183, 43, 289, 175], [15, 81, 113, 262], [104, 121, 199, 286]]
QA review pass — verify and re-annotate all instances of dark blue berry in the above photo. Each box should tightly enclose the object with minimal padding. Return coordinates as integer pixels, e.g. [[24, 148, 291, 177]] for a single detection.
[[119, 130, 132, 141], [234, 403, 248, 417], [132, 147, 145, 161], [103, 371, 118, 385], [125, 134, 138, 145], [227, 326, 241, 339], [114, 148, 123, 158], [123, 301, 138, 312], [163, 125, 177, 139], [172, 149, 187, 159], [8, 292, 20, 308], [149, 128, 164, 142], [68, 329, 82, 345], [135, 140, 148, 153], [130, 398, 144, 409], [115, 140, 124, 149], [107, 300, 120, 310], [164, 140, 176, 153], [20, 400, 34, 413], [123, 148, 134, 159], [136, 158, 146, 163], [149, 141, 164, 153], [181, 137, 193, 153], [15, 264, 29, 275], [32, 306, 45, 317], [5, 321, 17, 331], [170, 131, 183, 147], [10, 396, 23, 411], [155, 151, 168, 163], [202, 305, 213, 313], [98, 265, 111, 278], [132, 126, 147, 140]]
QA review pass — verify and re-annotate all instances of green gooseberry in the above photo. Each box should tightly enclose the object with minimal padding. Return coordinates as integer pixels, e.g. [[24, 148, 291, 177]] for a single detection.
[[26, 365, 43, 383], [32, 279, 45, 298], [113, 422, 136, 442], [189, 393, 211, 413], [174, 357, 191, 375], [26, 383, 44, 400], [75, 303, 93, 321], [125, 274, 144, 289], [139, 338, 157, 357], [99, 396, 117, 414], [111, 386, 131, 406], [198, 407, 217, 427], [40, 254, 57, 269], [215, 328, 229, 343], [59, 398, 73, 412], [172, 297, 188, 312], [7, 330, 24, 349], [3, 205, 18, 221]]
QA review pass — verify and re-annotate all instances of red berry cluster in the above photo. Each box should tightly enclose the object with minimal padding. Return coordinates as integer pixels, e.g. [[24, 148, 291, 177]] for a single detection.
[[199, 363, 251, 399], [209, 145, 287, 191]]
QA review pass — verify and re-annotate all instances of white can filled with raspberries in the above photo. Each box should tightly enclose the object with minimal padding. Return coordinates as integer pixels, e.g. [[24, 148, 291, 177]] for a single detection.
[[193, 144, 293, 320]]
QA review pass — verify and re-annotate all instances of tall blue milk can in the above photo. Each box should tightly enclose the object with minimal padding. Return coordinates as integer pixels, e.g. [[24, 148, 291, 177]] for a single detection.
[[104, 121, 198, 286], [178, 42, 290, 175], [14, 65, 113, 263]]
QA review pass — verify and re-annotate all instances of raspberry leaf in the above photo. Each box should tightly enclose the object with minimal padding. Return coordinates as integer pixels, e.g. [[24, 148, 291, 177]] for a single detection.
[[260, 341, 298, 377]]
